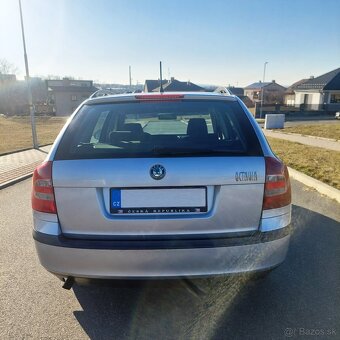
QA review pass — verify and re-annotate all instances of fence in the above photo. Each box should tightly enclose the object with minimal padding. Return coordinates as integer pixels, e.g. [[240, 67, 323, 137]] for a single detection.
[[252, 103, 339, 118]]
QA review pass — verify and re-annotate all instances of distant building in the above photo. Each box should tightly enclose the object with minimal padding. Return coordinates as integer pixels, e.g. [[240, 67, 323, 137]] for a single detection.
[[227, 87, 244, 96], [0, 75, 50, 115], [144, 79, 168, 92], [244, 80, 286, 104], [293, 68, 340, 111], [0, 73, 16, 85], [284, 79, 309, 106], [144, 77, 205, 93], [0, 74, 24, 114], [29, 77, 49, 103], [47, 78, 97, 116]]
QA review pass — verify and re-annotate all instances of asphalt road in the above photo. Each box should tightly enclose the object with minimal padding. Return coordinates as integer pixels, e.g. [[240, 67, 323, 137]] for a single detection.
[[0, 179, 339, 340]]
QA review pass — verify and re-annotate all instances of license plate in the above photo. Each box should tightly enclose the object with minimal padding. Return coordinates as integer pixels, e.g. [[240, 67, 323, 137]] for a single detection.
[[110, 187, 207, 214]]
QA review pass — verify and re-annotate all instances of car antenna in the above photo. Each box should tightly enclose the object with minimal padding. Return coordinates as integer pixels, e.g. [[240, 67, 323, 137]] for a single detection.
[[159, 61, 164, 93]]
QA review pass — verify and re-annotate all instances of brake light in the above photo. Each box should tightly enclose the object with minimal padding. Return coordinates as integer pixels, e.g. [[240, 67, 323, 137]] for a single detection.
[[31, 161, 57, 214], [263, 157, 291, 210], [135, 94, 184, 101]]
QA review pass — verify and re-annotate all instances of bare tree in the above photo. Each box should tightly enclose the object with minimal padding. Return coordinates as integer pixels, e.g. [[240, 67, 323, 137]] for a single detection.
[[0, 59, 18, 75]]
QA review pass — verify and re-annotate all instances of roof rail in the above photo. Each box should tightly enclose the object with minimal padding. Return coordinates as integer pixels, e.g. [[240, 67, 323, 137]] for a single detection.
[[213, 87, 232, 95], [90, 89, 121, 99]]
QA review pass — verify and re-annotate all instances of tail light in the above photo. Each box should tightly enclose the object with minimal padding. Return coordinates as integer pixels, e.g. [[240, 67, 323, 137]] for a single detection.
[[31, 161, 57, 214], [263, 157, 291, 210]]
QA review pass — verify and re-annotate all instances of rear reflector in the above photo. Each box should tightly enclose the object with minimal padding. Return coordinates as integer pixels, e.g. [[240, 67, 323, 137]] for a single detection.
[[31, 161, 57, 214], [263, 157, 291, 210], [135, 94, 184, 101]]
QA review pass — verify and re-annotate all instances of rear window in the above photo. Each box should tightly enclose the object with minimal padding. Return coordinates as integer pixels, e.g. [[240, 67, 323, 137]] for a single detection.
[[55, 99, 263, 159]]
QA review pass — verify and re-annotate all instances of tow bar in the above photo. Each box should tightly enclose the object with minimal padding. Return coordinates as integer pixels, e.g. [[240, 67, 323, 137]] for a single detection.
[[62, 276, 75, 290]]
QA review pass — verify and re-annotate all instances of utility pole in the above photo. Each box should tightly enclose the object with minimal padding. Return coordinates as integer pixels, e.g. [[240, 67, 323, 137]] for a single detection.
[[260, 61, 268, 119], [19, 0, 38, 148], [159, 61, 164, 93], [129, 65, 132, 89]]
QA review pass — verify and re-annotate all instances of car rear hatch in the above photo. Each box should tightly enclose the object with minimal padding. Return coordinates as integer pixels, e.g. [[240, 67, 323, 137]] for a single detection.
[[52, 95, 266, 238]]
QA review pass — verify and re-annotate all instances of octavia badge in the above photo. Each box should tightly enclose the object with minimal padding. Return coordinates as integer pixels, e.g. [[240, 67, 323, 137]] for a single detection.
[[150, 164, 166, 180]]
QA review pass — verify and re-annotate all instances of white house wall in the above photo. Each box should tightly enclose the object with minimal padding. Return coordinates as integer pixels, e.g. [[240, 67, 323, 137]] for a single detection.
[[294, 91, 324, 106], [286, 98, 295, 106]]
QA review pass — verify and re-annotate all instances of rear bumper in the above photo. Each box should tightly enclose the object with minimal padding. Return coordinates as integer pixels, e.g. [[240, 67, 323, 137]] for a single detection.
[[33, 228, 291, 279]]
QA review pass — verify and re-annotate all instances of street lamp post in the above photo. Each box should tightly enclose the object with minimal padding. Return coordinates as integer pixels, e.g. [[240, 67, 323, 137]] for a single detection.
[[260, 61, 268, 119], [19, 0, 38, 149]]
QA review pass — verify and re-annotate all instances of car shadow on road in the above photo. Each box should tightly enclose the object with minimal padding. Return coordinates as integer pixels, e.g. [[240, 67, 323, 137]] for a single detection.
[[72, 204, 340, 340]]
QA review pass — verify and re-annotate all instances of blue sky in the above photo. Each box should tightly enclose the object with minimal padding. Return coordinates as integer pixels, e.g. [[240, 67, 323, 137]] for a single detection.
[[1, 0, 339, 86]]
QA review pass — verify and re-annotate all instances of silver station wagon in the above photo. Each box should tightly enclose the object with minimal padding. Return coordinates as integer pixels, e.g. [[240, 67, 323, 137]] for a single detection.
[[32, 92, 291, 288]]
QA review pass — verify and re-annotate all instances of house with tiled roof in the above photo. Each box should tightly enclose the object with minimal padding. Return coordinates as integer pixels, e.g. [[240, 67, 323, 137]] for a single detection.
[[244, 80, 286, 104], [284, 79, 309, 106], [144, 79, 168, 92], [144, 77, 205, 93], [293, 67, 340, 111]]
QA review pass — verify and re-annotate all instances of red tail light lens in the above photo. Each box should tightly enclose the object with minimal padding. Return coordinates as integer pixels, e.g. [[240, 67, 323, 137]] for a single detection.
[[263, 157, 291, 210], [135, 94, 184, 101], [31, 161, 57, 214]]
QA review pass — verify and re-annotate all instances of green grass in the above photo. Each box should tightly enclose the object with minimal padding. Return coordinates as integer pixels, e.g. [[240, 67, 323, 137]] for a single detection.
[[267, 137, 340, 190], [284, 123, 340, 140], [0, 116, 67, 154]]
